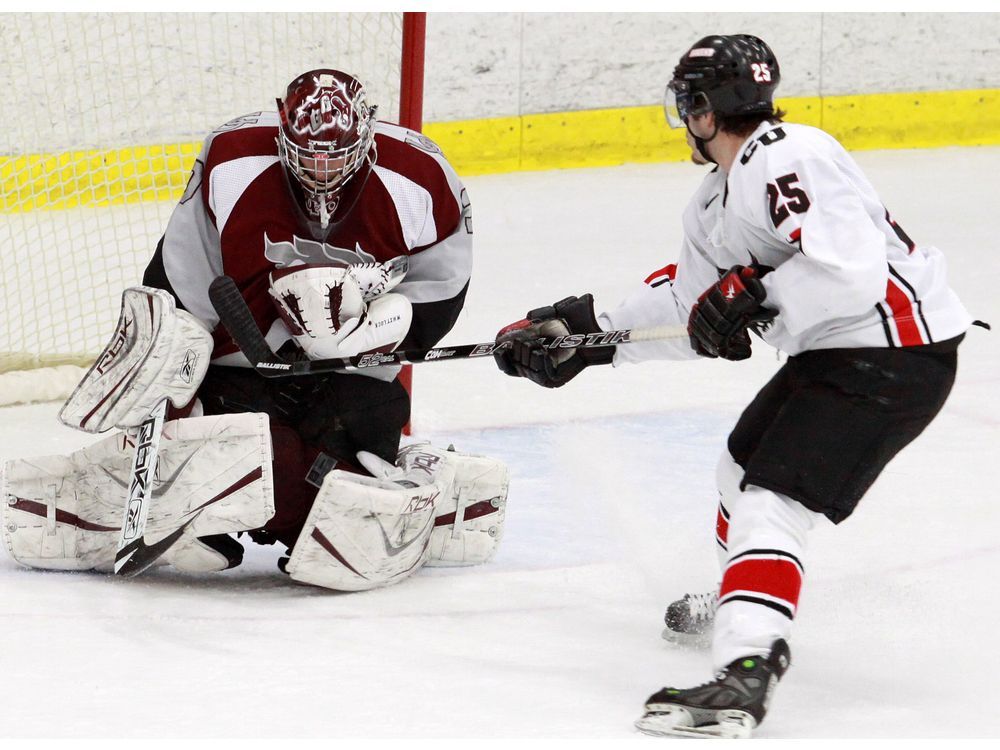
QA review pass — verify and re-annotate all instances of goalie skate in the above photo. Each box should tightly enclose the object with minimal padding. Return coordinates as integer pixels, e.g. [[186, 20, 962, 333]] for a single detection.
[[635, 639, 790, 740]]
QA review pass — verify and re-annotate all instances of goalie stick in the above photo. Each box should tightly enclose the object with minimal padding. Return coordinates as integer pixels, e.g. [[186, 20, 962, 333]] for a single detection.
[[209, 275, 689, 377], [113, 398, 170, 577]]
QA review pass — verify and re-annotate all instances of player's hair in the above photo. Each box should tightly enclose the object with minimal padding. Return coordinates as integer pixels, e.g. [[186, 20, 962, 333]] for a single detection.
[[714, 107, 787, 138]]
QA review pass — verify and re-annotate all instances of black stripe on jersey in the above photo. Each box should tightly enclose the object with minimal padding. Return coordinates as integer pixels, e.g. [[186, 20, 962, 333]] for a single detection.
[[720, 594, 794, 620], [142, 236, 186, 311], [884, 209, 916, 253], [888, 264, 934, 344], [649, 278, 671, 289], [727, 547, 804, 573], [401, 281, 470, 351], [719, 502, 730, 521], [875, 302, 896, 348]]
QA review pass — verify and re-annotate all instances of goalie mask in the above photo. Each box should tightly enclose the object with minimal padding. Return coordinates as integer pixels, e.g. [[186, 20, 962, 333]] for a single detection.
[[277, 69, 377, 235]]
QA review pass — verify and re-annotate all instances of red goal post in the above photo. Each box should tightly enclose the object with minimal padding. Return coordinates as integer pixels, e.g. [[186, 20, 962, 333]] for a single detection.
[[397, 12, 427, 431]]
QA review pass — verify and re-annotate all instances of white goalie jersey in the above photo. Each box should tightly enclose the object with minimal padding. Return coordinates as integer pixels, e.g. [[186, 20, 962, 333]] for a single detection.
[[601, 122, 972, 362]]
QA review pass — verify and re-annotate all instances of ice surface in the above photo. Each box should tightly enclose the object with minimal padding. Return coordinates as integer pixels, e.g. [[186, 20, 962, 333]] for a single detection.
[[1, 147, 998, 738]]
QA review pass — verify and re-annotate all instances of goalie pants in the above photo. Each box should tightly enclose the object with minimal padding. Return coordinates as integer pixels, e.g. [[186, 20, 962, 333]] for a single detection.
[[712, 336, 961, 669], [195, 364, 411, 547]]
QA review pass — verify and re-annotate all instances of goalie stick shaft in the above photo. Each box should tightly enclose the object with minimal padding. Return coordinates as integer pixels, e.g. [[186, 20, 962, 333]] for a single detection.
[[113, 398, 169, 576], [209, 275, 688, 377]]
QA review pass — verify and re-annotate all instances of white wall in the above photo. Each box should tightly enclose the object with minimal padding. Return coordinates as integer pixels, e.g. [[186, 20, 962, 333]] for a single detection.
[[423, 12, 1000, 121]]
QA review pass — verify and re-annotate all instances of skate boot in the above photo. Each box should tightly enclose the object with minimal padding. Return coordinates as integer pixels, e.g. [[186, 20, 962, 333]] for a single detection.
[[661, 591, 717, 646], [635, 638, 791, 739]]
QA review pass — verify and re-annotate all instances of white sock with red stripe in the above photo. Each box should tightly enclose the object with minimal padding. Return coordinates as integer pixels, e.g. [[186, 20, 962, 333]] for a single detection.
[[711, 480, 824, 671], [714, 452, 743, 570]]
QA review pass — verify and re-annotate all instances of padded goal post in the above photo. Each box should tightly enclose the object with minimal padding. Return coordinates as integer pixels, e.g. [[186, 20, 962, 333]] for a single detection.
[[0, 11, 426, 407]]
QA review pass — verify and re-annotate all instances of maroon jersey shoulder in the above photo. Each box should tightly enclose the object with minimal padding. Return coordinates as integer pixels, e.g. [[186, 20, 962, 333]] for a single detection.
[[204, 113, 279, 162]]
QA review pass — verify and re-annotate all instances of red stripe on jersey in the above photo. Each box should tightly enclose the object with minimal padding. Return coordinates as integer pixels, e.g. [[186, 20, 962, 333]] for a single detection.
[[644, 263, 677, 286], [720, 556, 802, 609], [715, 504, 729, 546], [885, 280, 925, 346], [788, 227, 801, 243]]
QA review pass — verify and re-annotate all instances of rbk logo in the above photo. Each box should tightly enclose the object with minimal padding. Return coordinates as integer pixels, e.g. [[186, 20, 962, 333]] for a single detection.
[[96, 315, 133, 375], [724, 283, 737, 300], [372, 502, 435, 558], [179, 349, 199, 383]]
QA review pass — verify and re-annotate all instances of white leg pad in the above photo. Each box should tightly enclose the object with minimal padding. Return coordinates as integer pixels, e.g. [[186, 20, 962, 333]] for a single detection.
[[167, 537, 237, 573], [284, 470, 440, 592], [2, 413, 275, 572], [420, 446, 508, 567], [285, 443, 509, 590]]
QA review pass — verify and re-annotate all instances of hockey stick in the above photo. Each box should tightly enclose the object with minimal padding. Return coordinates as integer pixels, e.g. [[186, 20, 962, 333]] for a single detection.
[[113, 397, 170, 577], [209, 275, 689, 377]]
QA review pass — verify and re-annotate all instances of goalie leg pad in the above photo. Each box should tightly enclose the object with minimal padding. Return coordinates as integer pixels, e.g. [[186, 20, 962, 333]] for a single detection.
[[285, 471, 444, 591], [284, 469, 440, 592], [356, 443, 509, 567], [2, 413, 275, 573], [284, 443, 509, 591], [406, 445, 509, 567]]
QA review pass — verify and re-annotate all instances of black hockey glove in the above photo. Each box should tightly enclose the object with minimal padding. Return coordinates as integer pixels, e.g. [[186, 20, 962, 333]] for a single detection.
[[494, 294, 615, 388], [688, 266, 777, 361]]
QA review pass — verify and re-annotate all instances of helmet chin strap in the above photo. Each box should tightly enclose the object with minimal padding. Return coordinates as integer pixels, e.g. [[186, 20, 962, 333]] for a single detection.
[[689, 121, 720, 165], [318, 195, 332, 230]]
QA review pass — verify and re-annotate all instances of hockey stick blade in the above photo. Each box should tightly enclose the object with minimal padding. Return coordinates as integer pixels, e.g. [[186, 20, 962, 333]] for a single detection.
[[115, 510, 204, 578], [209, 274, 688, 377]]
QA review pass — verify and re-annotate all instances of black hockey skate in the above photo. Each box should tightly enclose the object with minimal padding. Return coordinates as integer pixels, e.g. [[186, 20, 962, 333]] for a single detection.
[[635, 639, 790, 739], [661, 591, 717, 646]]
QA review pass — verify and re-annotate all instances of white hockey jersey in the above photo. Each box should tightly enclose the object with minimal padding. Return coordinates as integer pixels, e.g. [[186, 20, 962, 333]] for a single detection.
[[602, 122, 972, 363]]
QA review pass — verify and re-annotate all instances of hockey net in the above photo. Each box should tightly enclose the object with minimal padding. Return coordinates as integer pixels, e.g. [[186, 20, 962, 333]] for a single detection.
[[0, 12, 424, 406]]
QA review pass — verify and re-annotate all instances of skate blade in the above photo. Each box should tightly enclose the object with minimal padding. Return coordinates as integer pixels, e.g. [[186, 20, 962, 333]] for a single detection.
[[635, 710, 755, 739], [660, 627, 712, 649]]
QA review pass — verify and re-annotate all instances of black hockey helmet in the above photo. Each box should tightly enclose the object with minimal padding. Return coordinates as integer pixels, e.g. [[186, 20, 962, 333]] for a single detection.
[[664, 35, 780, 128]]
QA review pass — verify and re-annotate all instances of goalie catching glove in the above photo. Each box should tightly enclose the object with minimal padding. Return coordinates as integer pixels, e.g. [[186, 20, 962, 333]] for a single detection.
[[269, 259, 411, 377], [688, 265, 777, 361], [494, 294, 615, 388]]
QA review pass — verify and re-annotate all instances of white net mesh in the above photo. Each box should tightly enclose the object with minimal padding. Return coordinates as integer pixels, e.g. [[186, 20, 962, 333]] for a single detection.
[[0, 12, 405, 385]]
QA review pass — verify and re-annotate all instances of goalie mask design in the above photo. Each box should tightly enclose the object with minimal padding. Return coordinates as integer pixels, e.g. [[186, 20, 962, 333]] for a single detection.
[[277, 69, 377, 233]]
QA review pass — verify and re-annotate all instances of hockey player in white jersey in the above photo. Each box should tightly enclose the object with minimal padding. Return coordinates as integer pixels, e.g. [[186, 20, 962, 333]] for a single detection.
[[493, 35, 977, 737], [2, 70, 509, 591]]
